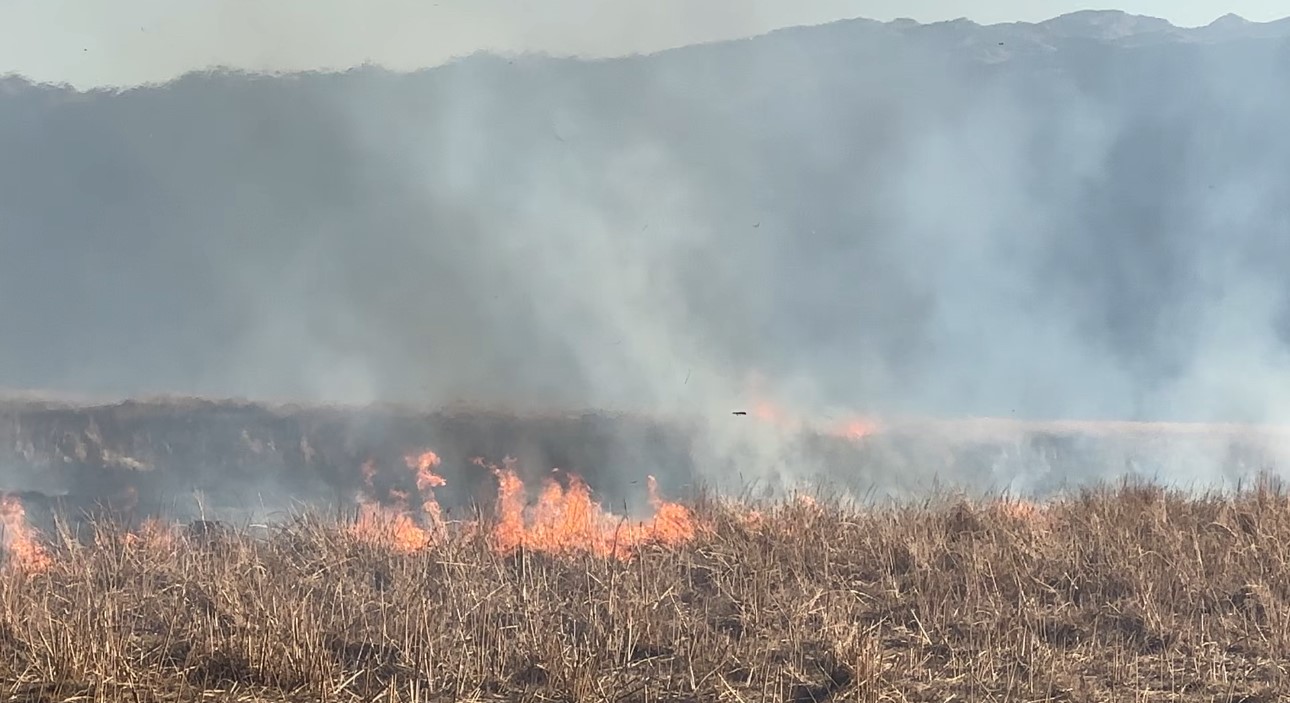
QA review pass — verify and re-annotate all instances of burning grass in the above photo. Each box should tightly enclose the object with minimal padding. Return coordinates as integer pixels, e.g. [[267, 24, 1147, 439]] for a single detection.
[[344, 453, 698, 559], [4, 479, 1290, 702]]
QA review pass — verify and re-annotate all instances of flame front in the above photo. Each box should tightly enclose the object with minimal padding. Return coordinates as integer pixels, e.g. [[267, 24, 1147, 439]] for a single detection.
[[1, 447, 698, 567], [347, 452, 694, 559], [120, 517, 178, 551], [349, 451, 448, 554], [0, 495, 52, 574], [352, 505, 434, 554], [484, 461, 697, 560]]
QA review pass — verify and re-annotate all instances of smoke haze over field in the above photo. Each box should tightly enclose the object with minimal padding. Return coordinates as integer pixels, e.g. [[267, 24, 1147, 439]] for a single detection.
[[3, 12, 1290, 494]]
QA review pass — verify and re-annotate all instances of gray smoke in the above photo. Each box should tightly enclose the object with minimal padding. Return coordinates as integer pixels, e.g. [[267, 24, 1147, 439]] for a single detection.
[[3, 12, 1290, 495]]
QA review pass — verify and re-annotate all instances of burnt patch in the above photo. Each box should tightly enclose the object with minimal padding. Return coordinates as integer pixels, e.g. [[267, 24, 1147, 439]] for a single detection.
[[787, 649, 856, 702]]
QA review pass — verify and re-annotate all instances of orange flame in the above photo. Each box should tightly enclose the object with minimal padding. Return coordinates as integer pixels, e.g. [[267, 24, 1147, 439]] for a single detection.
[[406, 450, 446, 489], [405, 450, 446, 518], [482, 458, 696, 560], [753, 399, 786, 425], [991, 499, 1048, 526], [351, 504, 434, 554], [122, 517, 177, 550], [0, 495, 52, 573], [831, 418, 881, 440], [348, 451, 448, 553]]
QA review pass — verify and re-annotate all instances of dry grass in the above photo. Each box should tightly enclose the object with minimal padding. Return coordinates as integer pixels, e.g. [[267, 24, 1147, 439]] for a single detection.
[[4, 479, 1290, 702]]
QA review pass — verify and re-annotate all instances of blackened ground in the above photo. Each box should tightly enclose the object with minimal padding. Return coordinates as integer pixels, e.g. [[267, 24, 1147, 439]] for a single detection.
[[0, 398, 712, 530], [0, 397, 1285, 533]]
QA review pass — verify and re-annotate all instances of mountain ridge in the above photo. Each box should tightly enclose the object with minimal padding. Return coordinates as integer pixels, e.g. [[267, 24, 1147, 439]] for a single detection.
[[3, 10, 1290, 93]]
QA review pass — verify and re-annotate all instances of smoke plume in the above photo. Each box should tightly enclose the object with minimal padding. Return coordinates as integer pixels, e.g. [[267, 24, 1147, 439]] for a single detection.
[[3, 12, 1290, 496]]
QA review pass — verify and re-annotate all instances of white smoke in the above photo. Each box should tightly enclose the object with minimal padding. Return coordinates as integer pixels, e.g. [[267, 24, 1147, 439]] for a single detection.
[[3, 11, 1290, 495]]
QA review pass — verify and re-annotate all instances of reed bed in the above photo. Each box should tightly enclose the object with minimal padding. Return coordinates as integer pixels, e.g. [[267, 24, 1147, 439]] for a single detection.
[[2, 479, 1290, 702]]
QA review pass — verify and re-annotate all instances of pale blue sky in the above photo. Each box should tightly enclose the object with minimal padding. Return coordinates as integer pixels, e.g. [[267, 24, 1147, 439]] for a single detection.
[[1, 0, 1286, 88]]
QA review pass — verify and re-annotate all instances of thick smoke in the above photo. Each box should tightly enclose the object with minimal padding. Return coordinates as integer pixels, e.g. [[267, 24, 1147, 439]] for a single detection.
[[2, 13, 1290, 497]]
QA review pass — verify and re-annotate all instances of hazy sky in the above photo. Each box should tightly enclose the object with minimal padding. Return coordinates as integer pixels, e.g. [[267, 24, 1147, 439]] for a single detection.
[[2, 0, 1287, 88]]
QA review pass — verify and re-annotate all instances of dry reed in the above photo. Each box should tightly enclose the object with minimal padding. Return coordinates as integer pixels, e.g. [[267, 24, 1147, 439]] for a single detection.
[[3, 478, 1290, 702]]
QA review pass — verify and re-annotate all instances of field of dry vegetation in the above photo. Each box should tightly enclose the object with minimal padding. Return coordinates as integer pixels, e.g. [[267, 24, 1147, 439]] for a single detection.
[[2, 478, 1290, 702]]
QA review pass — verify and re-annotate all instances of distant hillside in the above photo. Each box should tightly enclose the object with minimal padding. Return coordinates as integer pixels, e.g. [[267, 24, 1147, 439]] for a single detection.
[[1, 11, 1289, 424]]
